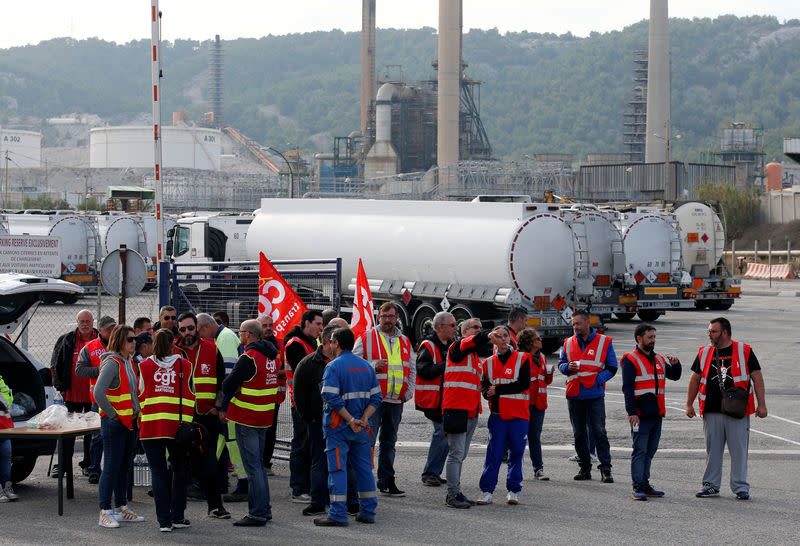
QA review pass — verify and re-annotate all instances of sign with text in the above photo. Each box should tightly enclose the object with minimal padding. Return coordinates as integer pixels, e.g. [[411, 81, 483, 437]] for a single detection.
[[0, 235, 61, 278]]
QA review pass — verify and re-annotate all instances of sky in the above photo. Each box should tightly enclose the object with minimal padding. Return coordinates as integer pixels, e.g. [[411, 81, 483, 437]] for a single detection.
[[0, 0, 796, 49]]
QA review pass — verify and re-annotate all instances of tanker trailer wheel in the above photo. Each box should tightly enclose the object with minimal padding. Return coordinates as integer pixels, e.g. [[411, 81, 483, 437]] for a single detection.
[[694, 301, 709, 310], [10, 455, 38, 484], [614, 312, 636, 321], [636, 310, 661, 322], [707, 301, 732, 311], [412, 305, 437, 346], [449, 305, 475, 326]]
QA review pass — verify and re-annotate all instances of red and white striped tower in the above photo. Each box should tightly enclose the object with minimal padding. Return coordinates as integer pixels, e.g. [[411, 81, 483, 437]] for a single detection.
[[150, 1, 165, 264]]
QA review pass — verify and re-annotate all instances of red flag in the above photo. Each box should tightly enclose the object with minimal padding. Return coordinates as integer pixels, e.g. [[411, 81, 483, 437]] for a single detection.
[[349, 258, 375, 339], [258, 252, 307, 338]]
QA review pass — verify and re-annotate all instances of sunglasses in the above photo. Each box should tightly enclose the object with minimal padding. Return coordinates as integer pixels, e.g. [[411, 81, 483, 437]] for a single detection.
[[126, 336, 136, 343], [178, 325, 196, 333], [163, 315, 177, 320]]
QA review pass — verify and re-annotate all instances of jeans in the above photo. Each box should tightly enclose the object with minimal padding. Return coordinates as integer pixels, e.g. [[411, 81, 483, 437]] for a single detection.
[[326, 427, 377, 523], [289, 405, 310, 496], [193, 412, 223, 510], [263, 403, 279, 468], [368, 402, 403, 488], [445, 416, 478, 497], [421, 419, 449, 480], [141, 438, 187, 527], [480, 414, 528, 494], [0, 439, 10, 483], [98, 416, 135, 510], [630, 416, 662, 491], [88, 403, 103, 477], [235, 423, 271, 521], [567, 397, 611, 472], [307, 421, 328, 507], [527, 406, 546, 472], [702, 413, 750, 494]]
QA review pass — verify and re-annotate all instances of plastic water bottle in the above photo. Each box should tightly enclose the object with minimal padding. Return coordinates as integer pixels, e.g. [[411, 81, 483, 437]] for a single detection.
[[53, 391, 64, 405], [133, 454, 150, 486]]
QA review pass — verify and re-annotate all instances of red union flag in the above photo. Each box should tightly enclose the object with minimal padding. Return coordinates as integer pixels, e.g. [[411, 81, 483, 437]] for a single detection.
[[258, 252, 307, 337], [349, 259, 375, 339]]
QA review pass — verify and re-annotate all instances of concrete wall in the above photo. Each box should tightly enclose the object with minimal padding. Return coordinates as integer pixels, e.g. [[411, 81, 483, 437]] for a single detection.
[[760, 188, 800, 224]]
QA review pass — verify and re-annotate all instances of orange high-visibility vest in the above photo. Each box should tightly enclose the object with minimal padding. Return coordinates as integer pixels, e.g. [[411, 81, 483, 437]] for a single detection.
[[529, 352, 549, 410], [361, 328, 412, 400], [624, 350, 668, 417], [415, 339, 444, 410], [86, 337, 106, 403], [227, 348, 279, 428], [138, 357, 195, 439], [98, 355, 138, 430], [284, 336, 314, 406], [697, 341, 755, 417], [563, 334, 610, 398], [442, 354, 482, 415], [483, 351, 530, 420], [176, 339, 219, 414]]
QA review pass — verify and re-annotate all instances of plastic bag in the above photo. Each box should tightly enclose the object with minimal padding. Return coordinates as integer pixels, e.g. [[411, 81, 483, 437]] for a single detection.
[[84, 411, 101, 427], [27, 404, 69, 429]]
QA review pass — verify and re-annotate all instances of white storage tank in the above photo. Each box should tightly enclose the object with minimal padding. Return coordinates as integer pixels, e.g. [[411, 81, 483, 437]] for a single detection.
[[6, 211, 100, 284], [0, 129, 42, 168], [247, 199, 579, 307], [89, 126, 221, 170], [673, 202, 725, 275]]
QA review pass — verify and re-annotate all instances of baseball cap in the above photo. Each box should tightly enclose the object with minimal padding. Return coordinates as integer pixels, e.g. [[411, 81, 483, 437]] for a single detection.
[[98, 316, 117, 329]]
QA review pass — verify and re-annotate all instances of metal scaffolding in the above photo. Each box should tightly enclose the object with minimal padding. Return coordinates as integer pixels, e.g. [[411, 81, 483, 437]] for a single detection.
[[623, 49, 648, 164]]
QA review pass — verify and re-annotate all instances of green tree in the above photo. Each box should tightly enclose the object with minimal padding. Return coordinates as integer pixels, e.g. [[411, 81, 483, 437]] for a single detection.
[[22, 194, 71, 210], [695, 183, 760, 241]]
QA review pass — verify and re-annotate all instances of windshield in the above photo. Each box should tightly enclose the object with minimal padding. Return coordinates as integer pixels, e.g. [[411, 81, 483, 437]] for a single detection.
[[174, 225, 190, 257]]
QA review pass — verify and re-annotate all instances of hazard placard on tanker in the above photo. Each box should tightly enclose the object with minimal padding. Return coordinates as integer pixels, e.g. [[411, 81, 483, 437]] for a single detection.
[[0, 235, 61, 278]]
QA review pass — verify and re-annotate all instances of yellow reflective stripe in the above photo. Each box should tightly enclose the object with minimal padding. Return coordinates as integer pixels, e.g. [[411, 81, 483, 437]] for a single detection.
[[241, 387, 278, 396], [142, 395, 181, 405], [232, 400, 275, 412], [194, 378, 216, 384], [116, 408, 134, 416], [105, 394, 129, 402], [195, 392, 216, 399], [140, 412, 193, 422]]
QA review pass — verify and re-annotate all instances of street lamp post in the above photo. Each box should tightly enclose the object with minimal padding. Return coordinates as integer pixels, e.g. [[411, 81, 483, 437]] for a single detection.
[[266, 146, 295, 198]]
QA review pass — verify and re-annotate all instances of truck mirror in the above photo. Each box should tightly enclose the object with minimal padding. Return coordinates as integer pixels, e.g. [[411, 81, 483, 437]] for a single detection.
[[165, 240, 173, 256], [167, 227, 175, 238]]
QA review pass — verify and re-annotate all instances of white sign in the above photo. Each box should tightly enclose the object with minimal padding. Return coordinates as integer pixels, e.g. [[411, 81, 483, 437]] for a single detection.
[[0, 235, 61, 278]]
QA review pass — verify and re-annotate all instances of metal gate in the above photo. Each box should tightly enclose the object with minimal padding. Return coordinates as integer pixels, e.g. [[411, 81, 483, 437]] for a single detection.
[[159, 259, 342, 458]]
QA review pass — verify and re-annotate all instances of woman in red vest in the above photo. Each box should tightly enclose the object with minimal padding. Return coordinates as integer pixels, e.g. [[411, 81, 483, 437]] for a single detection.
[[518, 328, 553, 481], [139, 329, 195, 532], [93, 325, 144, 529]]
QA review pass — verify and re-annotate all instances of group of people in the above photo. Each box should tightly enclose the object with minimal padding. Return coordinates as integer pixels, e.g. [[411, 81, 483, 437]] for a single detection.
[[41, 299, 768, 531]]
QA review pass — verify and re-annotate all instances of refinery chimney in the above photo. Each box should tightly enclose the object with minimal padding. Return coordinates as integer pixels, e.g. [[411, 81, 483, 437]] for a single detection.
[[361, 0, 376, 137], [645, 0, 670, 164], [437, 0, 462, 185]]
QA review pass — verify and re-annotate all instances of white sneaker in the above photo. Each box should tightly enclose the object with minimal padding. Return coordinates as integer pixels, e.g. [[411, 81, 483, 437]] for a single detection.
[[0, 489, 9, 503], [291, 493, 312, 503], [534, 470, 550, 481], [114, 505, 145, 522], [3, 482, 18, 501], [507, 491, 519, 505], [159, 526, 173, 533], [476, 491, 493, 505], [567, 454, 579, 462], [99, 509, 120, 528]]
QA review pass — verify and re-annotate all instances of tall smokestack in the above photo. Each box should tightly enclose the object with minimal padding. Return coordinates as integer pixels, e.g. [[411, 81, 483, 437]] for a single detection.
[[645, 0, 670, 164], [437, 0, 462, 179], [361, 0, 376, 136]]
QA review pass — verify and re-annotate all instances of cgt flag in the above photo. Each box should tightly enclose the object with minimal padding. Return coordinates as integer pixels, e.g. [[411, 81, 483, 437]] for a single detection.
[[258, 252, 307, 338], [350, 258, 375, 339]]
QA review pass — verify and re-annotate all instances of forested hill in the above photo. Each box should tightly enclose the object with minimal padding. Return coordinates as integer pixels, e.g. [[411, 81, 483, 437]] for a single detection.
[[1, 14, 799, 162]]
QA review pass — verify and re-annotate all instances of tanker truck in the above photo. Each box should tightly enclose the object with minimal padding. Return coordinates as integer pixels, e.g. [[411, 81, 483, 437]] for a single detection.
[[167, 211, 252, 264], [5, 210, 100, 292], [96, 211, 156, 288], [671, 201, 739, 310], [615, 206, 694, 321], [243, 198, 599, 350]]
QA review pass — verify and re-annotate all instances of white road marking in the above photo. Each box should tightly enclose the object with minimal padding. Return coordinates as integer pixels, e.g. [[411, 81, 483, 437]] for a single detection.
[[769, 414, 800, 427], [395, 441, 800, 455]]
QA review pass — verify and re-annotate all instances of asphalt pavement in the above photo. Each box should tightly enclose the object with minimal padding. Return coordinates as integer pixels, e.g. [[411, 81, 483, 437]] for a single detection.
[[4, 284, 799, 543]]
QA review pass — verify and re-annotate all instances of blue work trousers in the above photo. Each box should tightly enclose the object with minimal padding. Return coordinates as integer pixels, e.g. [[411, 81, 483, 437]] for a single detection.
[[479, 413, 528, 494], [421, 419, 449, 480], [326, 427, 377, 523], [630, 416, 662, 491]]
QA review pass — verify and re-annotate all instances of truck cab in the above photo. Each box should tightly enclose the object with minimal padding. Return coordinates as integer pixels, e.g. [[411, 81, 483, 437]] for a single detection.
[[167, 212, 253, 263]]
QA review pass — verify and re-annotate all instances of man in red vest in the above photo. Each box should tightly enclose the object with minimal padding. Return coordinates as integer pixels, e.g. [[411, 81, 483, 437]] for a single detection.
[[559, 309, 618, 483], [416, 311, 457, 487], [620, 323, 681, 501], [505, 307, 526, 350], [686, 317, 767, 500], [283, 309, 324, 503], [175, 312, 229, 519], [353, 301, 416, 497]]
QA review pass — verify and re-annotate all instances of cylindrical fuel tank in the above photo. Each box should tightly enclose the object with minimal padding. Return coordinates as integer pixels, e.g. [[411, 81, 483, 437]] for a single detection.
[[6, 212, 99, 275], [97, 213, 146, 258], [247, 199, 578, 305], [673, 202, 725, 273], [561, 206, 621, 279], [618, 210, 681, 279]]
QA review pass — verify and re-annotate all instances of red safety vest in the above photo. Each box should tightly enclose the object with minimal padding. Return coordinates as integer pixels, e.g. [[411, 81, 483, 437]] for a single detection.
[[98, 355, 138, 430], [563, 334, 610, 398], [697, 341, 755, 417], [483, 351, 530, 420], [624, 350, 667, 417], [227, 347, 279, 428], [176, 339, 219, 414], [507, 327, 518, 350], [442, 353, 483, 417], [361, 328, 412, 400], [529, 352, 550, 410], [138, 357, 195, 439], [284, 336, 315, 406], [86, 337, 106, 403], [415, 339, 444, 410]]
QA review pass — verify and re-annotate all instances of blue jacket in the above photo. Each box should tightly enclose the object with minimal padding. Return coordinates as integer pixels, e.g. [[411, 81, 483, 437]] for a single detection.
[[321, 350, 382, 437], [558, 329, 618, 399]]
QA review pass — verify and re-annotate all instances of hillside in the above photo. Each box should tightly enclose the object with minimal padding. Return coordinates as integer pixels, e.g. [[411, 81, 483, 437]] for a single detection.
[[1, 15, 799, 162]]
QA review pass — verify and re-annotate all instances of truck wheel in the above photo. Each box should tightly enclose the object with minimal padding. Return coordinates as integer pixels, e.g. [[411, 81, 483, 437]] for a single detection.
[[449, 306, 474, 325], [614, 312, 635, 321], [708, 301, 732, 311], [694, 301, 709, 310], [412, 306, 437, 346], [10, 455, 38, 484], [637, 310, 661, 322]]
